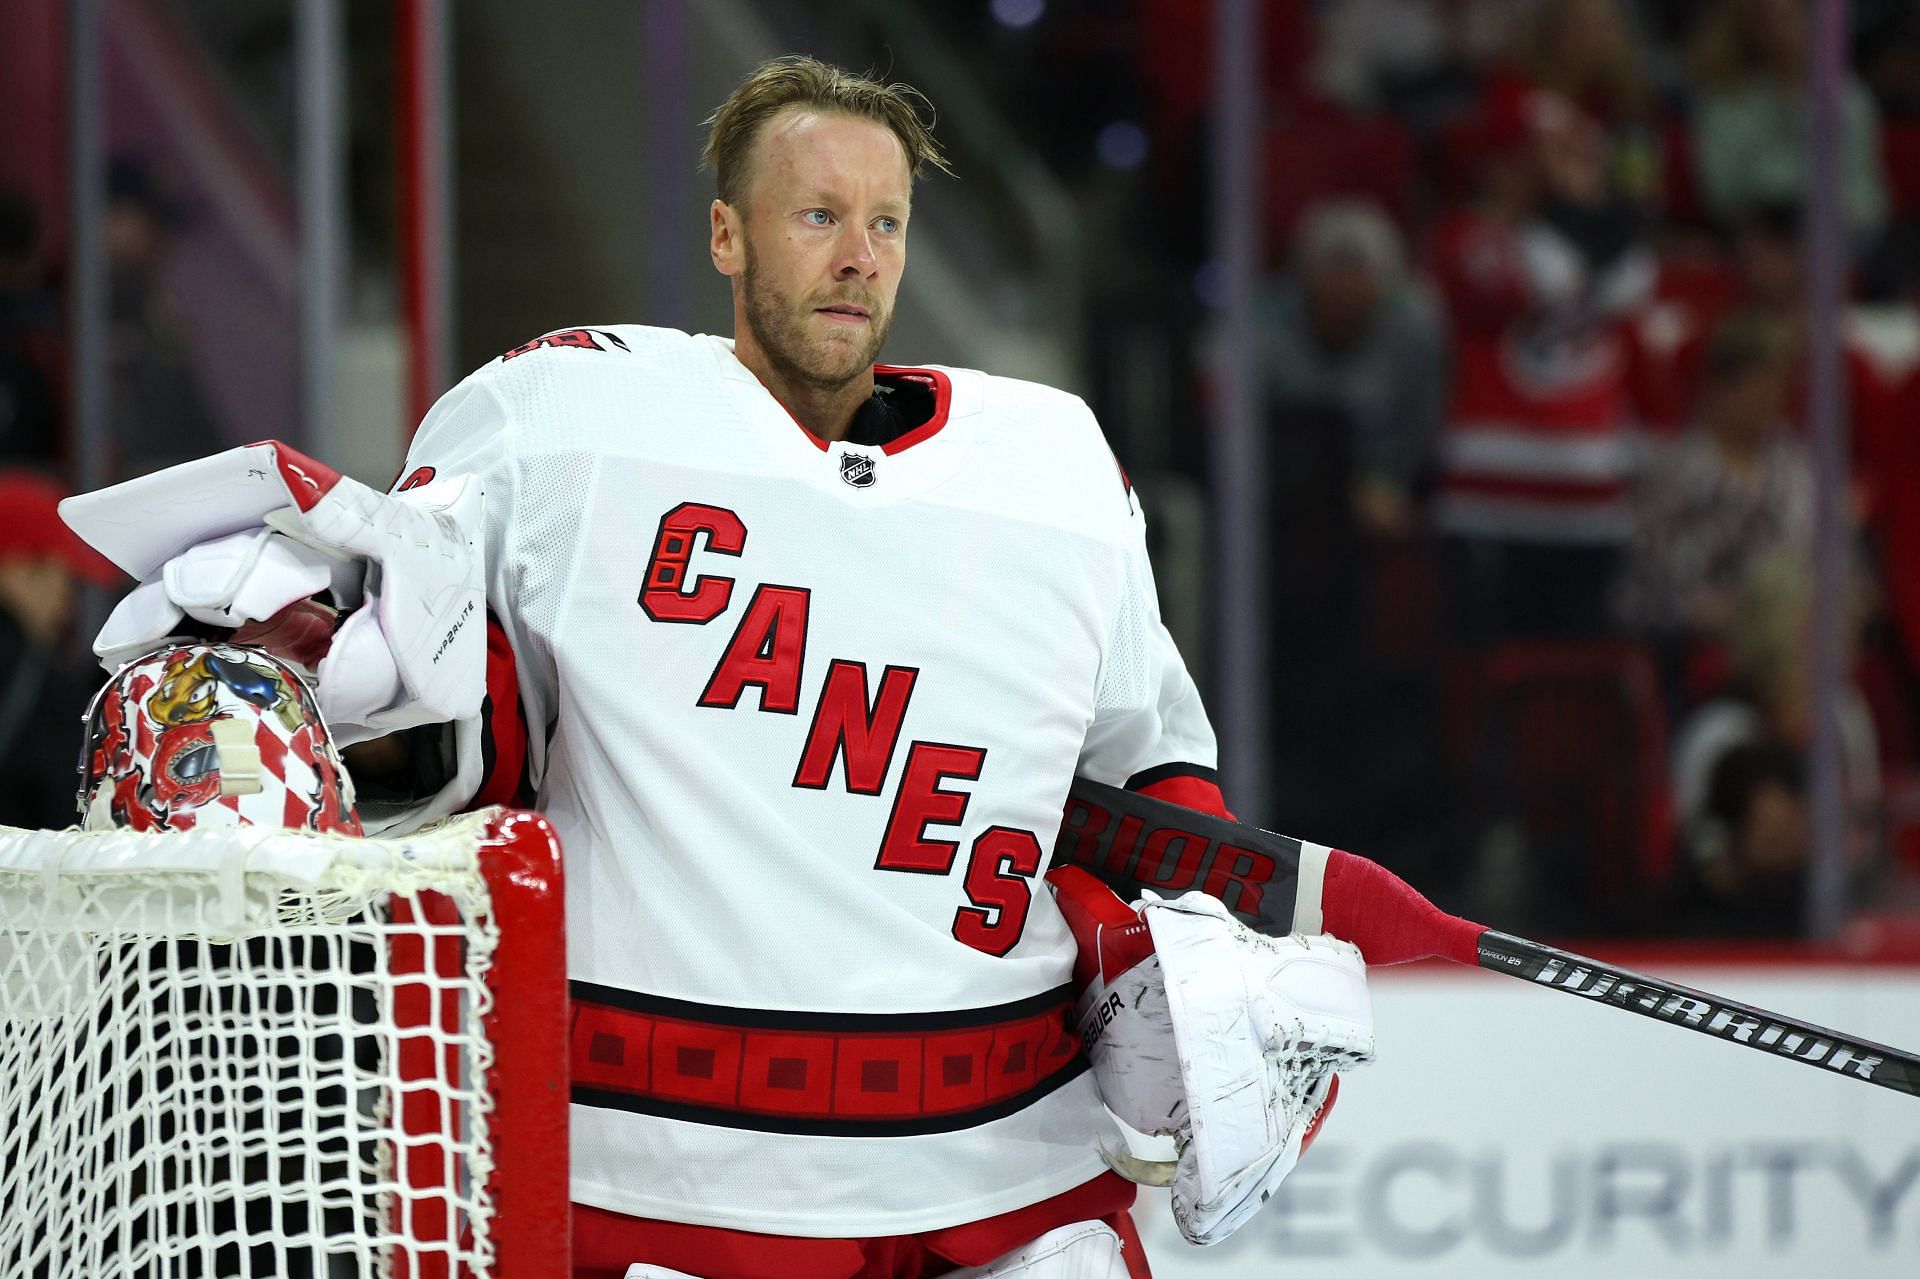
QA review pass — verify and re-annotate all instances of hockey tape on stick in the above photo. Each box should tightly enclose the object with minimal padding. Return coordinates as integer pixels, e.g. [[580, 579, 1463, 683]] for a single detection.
[[1055, 776, 1920, 1099]]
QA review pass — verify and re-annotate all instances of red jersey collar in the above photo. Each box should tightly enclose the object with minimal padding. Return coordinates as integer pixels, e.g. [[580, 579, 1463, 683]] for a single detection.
[[762, 364, 955, 455]]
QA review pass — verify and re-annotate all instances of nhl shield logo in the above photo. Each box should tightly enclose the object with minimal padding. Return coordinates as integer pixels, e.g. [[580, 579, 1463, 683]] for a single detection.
[[839, 452, 877, 488]]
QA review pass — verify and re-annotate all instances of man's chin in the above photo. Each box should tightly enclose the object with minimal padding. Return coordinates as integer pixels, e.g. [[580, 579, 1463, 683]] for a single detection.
[[793, 337, 882, 387]]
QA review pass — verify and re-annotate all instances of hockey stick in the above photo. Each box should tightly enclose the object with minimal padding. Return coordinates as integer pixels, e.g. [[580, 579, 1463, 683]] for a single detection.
[[1053, 776, 1920, 1099]]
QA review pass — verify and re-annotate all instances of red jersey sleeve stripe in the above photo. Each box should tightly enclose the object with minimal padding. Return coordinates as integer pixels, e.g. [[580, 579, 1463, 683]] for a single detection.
[[1124, 762, 1233, 821], [1046, 763, 1233, 955], [470, 612, 533, 810]]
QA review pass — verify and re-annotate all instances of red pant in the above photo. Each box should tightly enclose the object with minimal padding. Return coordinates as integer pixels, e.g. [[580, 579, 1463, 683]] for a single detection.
[[572, 1172, 1149, 1279]]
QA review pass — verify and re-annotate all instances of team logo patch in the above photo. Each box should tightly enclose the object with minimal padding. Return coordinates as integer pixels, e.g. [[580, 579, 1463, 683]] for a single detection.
[[839, 453, 876, 488], [500, 328, 630, 361]]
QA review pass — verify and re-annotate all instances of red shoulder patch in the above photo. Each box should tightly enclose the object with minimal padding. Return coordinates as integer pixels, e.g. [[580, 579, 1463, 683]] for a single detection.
[[501, 328, 629, 361], [394, 465, 437, 492]]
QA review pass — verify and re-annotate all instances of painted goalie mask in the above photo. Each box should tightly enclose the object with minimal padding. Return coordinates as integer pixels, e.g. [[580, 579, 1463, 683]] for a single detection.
[[78, 643, 362, 835]]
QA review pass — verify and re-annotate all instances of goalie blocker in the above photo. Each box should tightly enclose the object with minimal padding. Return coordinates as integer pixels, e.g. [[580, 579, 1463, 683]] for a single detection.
[[60, 439, 486, 749], [1048, 865, 1374, 1247]]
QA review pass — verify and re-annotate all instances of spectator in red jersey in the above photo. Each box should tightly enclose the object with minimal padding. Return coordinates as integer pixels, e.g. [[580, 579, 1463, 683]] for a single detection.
[[1430, 64, 1656, 640], [1630, 201, 1802, 431], [1688, 0, 1888, 250], [1614, 311, 1812, 687], [1630, 200, 1905, 523], [0, 472, 123, 828]]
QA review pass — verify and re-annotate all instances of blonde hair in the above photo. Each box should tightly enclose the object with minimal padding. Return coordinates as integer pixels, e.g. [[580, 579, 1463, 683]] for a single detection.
[[1729, 546, 1809, 693], [702, 55, 951, 208]]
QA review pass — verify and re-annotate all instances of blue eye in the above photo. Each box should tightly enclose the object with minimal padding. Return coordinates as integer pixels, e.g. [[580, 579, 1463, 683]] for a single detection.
[[803, 209, 832, 226], [875, 217, 900, 234]]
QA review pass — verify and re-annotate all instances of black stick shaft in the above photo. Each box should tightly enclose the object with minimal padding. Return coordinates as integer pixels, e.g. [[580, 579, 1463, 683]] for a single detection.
[[1476, 930, 1920, 1097], [1056, 777, 1302, 936], [1055, 776, 1920, 1099]]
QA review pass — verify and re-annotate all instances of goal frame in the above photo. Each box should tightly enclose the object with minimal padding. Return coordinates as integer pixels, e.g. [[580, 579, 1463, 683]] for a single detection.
[[0, 806, 571, 1277], [398, 808, 571, 1276]]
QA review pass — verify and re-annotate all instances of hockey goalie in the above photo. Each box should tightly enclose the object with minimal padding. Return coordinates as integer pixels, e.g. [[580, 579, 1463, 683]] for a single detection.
[[61, 53, 1379, 1279]]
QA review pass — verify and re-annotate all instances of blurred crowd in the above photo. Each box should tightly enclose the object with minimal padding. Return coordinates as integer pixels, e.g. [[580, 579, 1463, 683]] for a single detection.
[[953, 0, 1920, 937], [1271, 0, 1917, 937], [4, 0, 1919, 943], [1, 158, 209, 834]]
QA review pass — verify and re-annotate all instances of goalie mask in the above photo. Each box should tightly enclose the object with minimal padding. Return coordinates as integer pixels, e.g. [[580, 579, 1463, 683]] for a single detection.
[[78, 643, 362, 835]]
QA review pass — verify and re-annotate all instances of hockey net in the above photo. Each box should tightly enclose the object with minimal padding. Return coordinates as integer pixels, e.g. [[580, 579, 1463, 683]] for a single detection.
[[0, 808, 568, 1279]]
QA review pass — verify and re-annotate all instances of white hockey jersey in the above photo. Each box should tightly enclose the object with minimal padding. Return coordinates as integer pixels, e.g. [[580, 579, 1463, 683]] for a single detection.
[[395, 325, 1218, 1236]]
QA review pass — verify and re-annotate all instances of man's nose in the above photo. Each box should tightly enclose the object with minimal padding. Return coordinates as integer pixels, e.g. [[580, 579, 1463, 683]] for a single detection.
[[834, 224, 876, 277]]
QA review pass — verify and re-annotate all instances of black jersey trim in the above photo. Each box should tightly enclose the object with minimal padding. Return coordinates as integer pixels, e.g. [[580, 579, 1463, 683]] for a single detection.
[[1125, 761, 1220, 791], [764, 365, 953, 455], [568, 980, 1075, 1031], [569, 1064, 1088, 1138]]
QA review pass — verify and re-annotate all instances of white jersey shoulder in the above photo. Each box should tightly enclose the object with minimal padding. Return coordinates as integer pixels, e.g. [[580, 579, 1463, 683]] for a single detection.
[[889, 359, 1138, 543], [411, 323, 696, 449], [428, 325, 1138, 543], [939, 362, 1118, 469]]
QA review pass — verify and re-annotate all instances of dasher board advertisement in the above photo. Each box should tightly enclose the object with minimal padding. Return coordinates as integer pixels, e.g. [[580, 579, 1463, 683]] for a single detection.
[[1132, 959, 1920, 1279]]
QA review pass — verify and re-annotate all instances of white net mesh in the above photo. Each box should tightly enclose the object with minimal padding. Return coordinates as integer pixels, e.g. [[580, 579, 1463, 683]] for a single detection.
[[0, 813, 510, 1279]]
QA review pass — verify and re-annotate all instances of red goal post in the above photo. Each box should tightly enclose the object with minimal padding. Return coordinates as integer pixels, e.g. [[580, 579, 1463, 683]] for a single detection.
[[0, 807, 569, 1277]]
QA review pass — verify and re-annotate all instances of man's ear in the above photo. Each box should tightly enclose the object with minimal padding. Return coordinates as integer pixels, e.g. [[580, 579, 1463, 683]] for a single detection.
[[710, 198, 744, 278]]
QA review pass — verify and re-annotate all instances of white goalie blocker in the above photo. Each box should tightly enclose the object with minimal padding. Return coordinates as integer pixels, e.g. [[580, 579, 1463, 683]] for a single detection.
[[1050, 865, 1376, 1248], [60, 439, 486, 748]]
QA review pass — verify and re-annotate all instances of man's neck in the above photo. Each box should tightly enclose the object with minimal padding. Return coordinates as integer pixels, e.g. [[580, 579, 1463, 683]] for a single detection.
[[733, 336, 873, 444], [770, 372, 875, 444]]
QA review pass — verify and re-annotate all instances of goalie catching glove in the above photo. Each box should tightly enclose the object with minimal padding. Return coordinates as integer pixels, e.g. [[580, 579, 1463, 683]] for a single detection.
[[60, 440, 485, 746], [1050, 865, 1375, 1246]]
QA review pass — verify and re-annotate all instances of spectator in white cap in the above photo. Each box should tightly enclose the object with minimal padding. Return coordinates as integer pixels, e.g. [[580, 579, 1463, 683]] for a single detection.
[[1257, 198, 1445, 543], [1253, 198, 1447, 881]]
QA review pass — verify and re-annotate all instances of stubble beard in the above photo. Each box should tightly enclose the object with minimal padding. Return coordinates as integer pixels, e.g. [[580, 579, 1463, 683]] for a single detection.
[[742, 241, 892, 395]]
